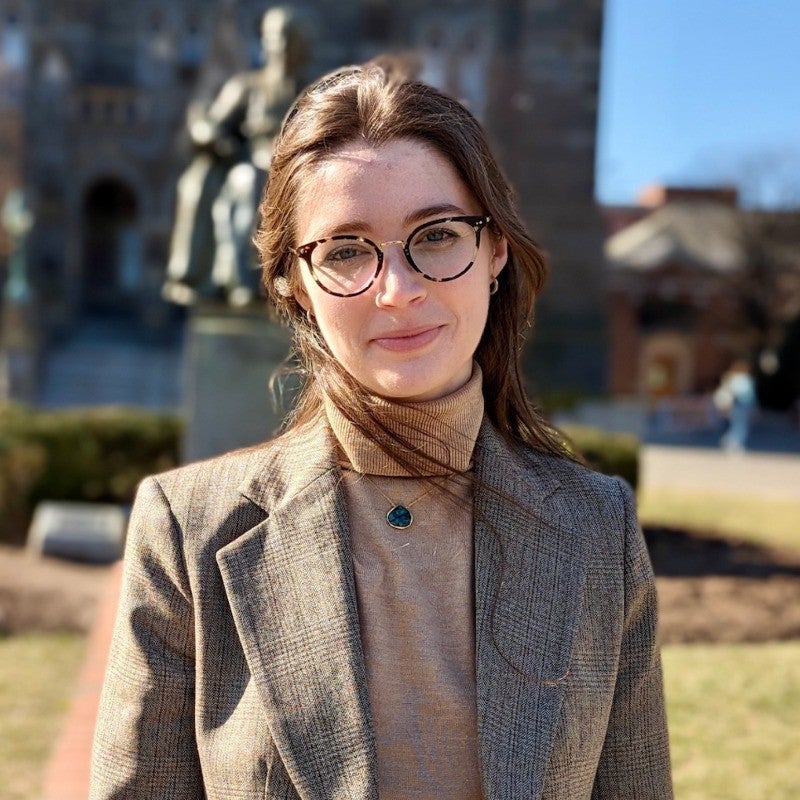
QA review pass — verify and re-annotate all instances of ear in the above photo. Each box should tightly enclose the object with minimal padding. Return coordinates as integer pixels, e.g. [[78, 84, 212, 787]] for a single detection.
[[491, 233, 508, 278]]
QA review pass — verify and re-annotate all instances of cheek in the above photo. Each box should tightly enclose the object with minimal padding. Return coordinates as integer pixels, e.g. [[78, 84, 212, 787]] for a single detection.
[[468, 299, 491, 346], [313, 296, 364, 355], [458, 277, 492, 336], [288, 264, 316, 313]]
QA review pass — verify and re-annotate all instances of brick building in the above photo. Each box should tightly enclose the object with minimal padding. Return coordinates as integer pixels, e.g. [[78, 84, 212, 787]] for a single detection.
[[605, 185, 800, 399]]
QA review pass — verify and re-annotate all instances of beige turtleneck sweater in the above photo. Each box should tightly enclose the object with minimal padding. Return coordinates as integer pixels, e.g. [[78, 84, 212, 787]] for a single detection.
[[324, 367, 485, 800]]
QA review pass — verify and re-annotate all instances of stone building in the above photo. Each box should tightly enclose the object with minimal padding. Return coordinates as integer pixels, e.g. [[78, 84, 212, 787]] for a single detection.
[[0, 0, 607, 405], [0, 2, 25, 261]]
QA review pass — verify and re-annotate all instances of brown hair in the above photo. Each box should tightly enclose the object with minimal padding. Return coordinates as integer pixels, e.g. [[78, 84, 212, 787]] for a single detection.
[[255, 63, 573, 469]]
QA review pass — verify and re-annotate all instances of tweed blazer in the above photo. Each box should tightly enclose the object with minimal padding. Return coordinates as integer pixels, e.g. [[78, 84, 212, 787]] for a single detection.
[[90, 417, 672, 800]]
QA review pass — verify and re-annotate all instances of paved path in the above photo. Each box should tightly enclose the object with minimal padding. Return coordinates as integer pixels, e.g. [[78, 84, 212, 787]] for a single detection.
[[641, 445, 800, 500], [41, 563, 121, 800]]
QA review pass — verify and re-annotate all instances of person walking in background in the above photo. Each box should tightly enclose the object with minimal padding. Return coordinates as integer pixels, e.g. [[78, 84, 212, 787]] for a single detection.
[[91, 63, 672, 799], [714, 360, 756, 452]]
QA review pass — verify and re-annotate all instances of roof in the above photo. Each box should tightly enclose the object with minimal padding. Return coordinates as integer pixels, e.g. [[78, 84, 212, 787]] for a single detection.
[[605, 201, 748, 273]]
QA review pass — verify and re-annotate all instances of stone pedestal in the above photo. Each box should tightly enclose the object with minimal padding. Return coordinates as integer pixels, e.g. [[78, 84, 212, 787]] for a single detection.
[[182, 306, 292, 463]]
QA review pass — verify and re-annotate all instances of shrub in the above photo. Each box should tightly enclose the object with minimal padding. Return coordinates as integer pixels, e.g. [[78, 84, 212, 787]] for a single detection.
[[0, 435, 47, 545], [535, 389, 593, 415], [560, 423, 640, 490], [0, 405, 182, 545]]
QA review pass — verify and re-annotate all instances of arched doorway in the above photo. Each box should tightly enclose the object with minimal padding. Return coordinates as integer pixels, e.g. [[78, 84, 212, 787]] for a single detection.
[[81, 178, 140, 312]]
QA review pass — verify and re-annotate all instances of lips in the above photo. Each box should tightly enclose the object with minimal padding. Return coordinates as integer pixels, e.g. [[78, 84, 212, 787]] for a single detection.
[[370, 325, 444, 352]]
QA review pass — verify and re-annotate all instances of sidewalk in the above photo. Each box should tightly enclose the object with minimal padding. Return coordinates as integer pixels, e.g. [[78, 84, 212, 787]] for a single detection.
[[40, 562, 121, 800], [641, 445, 800, 500]]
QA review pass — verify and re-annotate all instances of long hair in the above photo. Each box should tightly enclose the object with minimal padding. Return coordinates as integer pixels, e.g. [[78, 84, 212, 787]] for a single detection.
[[255, 63, 574, 470]]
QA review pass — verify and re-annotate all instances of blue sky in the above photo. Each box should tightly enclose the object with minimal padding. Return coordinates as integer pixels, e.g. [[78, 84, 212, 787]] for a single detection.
[[596, 0, 800, 208]]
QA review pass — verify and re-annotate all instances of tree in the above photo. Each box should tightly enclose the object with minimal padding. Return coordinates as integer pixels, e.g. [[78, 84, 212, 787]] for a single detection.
[[741, 211, 800, 410]]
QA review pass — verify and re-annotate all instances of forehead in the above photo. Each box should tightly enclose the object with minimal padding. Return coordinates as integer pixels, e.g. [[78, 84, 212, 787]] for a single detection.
[[294, 138, 479, 241]]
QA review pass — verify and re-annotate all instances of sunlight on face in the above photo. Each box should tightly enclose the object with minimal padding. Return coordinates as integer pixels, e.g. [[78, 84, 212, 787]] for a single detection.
[[292, 138, 507, 401]]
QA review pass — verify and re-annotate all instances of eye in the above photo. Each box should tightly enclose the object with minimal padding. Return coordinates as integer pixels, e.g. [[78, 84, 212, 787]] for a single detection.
[[411, 224, 466, 251], [326, 245, 367, 262], [325, 242, 372, 261], [315, 239, 374, 269], [420, 227, 457, 244]]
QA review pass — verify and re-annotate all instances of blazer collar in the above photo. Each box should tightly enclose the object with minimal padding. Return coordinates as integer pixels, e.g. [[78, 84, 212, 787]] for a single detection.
[[237, 417, 339, 511], [220, 417, 587, 800]]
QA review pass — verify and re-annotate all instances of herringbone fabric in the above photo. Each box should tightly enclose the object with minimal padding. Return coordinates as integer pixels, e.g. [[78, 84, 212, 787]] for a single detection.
[[90, 417, 672, 800]]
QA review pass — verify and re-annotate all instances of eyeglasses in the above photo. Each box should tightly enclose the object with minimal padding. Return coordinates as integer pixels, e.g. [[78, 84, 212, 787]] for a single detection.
[[290, 215, 491, 297]]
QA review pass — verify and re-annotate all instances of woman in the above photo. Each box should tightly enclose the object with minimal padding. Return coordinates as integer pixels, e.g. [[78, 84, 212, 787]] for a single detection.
[[91, 64, 672, 800]]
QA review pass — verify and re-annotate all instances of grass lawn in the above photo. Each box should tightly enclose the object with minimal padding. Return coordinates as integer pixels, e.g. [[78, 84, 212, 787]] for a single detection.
[[1, 634, 797, 800], [0, 632, 87, 800], [648, 488, 800, 796], [664, 641, 800, 800], [638, 487, 800, 551]]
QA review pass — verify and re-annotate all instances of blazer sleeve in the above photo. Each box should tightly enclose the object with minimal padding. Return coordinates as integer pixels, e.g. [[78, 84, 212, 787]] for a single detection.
[[90, 476, 203, 799], [591, 478, 673, 800]]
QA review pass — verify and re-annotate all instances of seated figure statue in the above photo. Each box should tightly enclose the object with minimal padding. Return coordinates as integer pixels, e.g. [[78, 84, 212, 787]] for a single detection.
[[164, 6, 307, 307]]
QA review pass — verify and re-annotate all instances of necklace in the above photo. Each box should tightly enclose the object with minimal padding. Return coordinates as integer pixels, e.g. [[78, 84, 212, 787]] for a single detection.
[[361, 475, 435, 530]]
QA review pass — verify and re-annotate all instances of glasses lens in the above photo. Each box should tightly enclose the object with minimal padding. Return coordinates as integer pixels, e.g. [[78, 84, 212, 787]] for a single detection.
[[409, 220, 478, 280], [311, 238, 378, 295]]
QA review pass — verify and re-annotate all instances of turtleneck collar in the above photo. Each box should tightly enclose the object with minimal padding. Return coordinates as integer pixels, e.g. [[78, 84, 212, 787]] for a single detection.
[[323, 364, 485, 477]]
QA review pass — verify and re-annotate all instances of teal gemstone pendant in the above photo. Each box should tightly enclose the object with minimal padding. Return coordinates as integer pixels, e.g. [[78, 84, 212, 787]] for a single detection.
[[386, 504, 413, 529]]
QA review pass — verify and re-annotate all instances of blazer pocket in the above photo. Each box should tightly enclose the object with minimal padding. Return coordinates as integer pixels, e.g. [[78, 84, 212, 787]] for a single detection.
[[489, 537, 589, 686]]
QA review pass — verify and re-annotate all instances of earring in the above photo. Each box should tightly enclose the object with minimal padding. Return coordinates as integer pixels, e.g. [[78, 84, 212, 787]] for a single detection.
[[306, 308, 315, 325], [489, 277, 499, 295]]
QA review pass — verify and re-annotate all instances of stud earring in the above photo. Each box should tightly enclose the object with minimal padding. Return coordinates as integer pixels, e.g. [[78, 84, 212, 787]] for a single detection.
[[489, 277, 499, 295]]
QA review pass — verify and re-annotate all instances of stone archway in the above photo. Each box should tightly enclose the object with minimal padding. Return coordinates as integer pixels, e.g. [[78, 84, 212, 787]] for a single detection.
[[81, 178, 139, 312]]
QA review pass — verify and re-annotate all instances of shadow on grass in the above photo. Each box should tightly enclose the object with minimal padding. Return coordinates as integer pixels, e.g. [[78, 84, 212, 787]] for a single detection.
[[644, 526, 800, 579]]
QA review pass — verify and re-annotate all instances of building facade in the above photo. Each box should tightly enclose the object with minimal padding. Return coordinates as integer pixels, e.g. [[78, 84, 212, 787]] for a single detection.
[[1, 0, 607, 402]]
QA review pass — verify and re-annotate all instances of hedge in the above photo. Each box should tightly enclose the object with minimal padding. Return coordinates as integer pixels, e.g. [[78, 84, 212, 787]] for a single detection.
[[0, 405, 181, 545], [0, 404, 637, 545], [560, 423, 640, 490]]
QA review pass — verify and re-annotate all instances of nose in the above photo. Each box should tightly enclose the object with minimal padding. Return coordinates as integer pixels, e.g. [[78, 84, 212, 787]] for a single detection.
[[375, 241, 426, 308]]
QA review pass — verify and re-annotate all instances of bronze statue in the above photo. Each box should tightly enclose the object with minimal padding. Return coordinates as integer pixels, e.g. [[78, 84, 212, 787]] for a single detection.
[[163, 6, 307, 307]]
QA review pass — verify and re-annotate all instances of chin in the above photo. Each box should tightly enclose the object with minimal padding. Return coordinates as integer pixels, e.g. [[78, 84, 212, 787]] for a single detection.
[[363, 364, 469, 403], [356, 372, 427, 402], [369, 380, 431, 402]]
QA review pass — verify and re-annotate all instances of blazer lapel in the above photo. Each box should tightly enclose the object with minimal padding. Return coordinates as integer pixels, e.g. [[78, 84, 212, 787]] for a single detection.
[[473, 422, 588, 800], [217, 422, 378, 800]]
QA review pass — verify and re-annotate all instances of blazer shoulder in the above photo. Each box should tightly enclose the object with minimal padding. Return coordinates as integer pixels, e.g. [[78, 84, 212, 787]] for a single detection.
[[133, 435, 289, 545], [137, 420, 336, 545], [152, 440, 279, 497], [518, 442, 629, 492]]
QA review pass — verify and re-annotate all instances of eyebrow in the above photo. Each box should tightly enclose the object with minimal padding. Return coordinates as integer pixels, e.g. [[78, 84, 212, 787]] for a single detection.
[[314, 203, 469, 240]]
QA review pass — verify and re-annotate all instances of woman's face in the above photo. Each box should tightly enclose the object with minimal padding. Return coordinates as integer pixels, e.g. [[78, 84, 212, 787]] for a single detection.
[[292, 138, 507, 402]]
